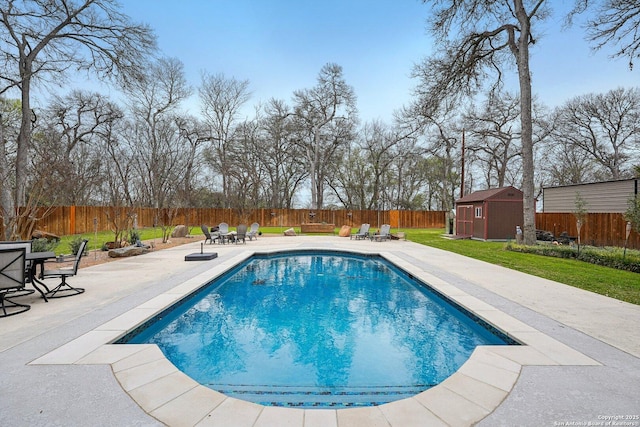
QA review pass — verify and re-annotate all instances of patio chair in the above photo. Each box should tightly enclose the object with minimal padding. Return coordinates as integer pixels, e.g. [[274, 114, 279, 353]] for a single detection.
[[218, 222, 232, 244], [350, 223, 370, 240], [247, 222, 259, 241], [235, 224, 247, 244], [201, 225, 218, 244], [0, 247, 30, 317], [371, 224, 391, 242], [0, 240, 35, 297], [42, 239, 87, 298]]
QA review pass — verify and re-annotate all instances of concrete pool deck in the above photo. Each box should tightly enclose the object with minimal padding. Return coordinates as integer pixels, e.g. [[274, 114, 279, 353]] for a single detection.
[[1, 235, 639, 426]]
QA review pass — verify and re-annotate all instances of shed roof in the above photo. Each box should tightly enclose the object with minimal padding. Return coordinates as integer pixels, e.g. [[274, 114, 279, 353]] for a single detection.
[[456, 186, 522, 204]]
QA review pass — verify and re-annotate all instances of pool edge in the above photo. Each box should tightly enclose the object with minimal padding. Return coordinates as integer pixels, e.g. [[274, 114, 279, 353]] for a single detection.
[[30, 246, 601, 427]]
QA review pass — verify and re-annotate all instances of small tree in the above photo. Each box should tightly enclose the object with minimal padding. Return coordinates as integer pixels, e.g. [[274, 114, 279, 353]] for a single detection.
[[574, 192, 588, 254], [104, 206, 134, 248], [624, 195, 640, 255]]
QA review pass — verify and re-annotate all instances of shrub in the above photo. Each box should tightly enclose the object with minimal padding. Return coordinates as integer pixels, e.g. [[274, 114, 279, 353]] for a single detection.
[[69, 236, 88, 255], [32, 237, 58, 253], [129, 229, 142, 244], [506, 242, 640, 273]]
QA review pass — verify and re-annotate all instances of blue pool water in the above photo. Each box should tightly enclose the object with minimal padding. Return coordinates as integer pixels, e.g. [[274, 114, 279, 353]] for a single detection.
[[118, 250, 515, 408]]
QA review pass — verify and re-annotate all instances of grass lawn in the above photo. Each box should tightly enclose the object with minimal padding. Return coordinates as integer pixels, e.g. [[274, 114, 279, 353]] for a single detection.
[[406, 229, 640, 306], [52, 226, 202, 255], [50, 226, 639, 305]]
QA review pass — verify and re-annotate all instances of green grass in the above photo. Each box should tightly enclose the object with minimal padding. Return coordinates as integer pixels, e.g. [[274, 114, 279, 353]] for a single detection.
[[52, 226, 201, 255], [51, 226, 639, 305], [406, 229, 640, 306]]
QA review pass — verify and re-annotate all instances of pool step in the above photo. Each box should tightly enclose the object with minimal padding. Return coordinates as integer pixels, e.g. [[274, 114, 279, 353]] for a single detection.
[[207, 384, 433, 408]]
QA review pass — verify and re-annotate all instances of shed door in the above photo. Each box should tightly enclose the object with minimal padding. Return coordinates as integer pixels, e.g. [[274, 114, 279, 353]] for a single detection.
[[456, 205, 473, 236]]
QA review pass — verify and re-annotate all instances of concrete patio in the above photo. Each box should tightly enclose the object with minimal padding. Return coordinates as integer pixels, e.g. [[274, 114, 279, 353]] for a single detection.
[[1, 235, 638, 426]]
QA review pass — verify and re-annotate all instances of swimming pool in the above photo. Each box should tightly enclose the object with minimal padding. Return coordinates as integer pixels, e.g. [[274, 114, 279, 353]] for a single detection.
[[117, 250, 516, 408]]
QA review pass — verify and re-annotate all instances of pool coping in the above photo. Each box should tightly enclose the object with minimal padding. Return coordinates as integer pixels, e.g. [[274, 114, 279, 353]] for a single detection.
[[29, 248, 600, 427]]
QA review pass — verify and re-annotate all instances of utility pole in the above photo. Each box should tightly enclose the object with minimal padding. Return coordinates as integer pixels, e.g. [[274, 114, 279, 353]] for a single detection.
[[460, 129, 465, 198]]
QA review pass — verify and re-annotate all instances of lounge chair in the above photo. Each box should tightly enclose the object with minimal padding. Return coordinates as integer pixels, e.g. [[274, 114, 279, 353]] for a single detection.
[[201, 225, 218, 244], [371, 224, 391, 242], [42, 239, 87, 298], [0, 247, 30, 317], [235, 224, 247, 244], [218, 222, 232, 244], [247, 222, 259, 241], [350, 223, 370, 240]]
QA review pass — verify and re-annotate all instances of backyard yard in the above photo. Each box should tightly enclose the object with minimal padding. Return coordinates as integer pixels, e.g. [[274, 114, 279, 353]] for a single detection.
[[45, 226, 640, 306]]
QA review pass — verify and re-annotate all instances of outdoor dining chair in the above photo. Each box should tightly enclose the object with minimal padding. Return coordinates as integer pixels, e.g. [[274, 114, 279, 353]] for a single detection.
[[42, 239, 88, 298], [0, 247, 30, 317], [0, 240, 35, 297]]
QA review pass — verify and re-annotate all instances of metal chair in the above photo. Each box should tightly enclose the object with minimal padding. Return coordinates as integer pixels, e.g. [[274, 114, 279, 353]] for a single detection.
[[371, 224, 391, 242], [351, 223, 370, 240], [0, 247, 30, 317], [42, 239, 87, 298], [0, 240, 35, 297]]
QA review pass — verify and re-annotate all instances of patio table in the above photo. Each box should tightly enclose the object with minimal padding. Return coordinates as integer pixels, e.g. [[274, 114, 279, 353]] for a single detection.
[[219, 231, 236, 244]]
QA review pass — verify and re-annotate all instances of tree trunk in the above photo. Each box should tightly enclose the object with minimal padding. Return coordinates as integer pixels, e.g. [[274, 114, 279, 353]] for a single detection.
[[0, 117, 15, 240], [515, 1, 537, 245], [16, 56, 33, 210]]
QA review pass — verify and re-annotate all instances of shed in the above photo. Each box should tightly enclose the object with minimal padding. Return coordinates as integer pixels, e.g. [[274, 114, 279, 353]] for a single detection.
[[543, 178, 638, 213], [455, 186, 524, 240]]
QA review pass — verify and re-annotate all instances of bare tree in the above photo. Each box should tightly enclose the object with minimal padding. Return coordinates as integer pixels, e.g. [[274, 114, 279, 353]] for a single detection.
[[328, 145, 373, 210], [259, 99, 307, 209], [292, 63, 358, 209], [540, 137, 599, 186], [464, 92, 522, 188], [124, 57, 192, 241], [199, 72, 251, 207], [551, 87, 640, 180], [414, 0, 551, 244], [176, 115, 209, 228], [224, 115, 265, 221], [387, 137, 432, 210], [0, 0, 156, 238], [575, 0, 640, 70], [0, 97, 21, 238], [31, 90, 122, 204], [328, 120, 396, 210], [399, 97, 464, 212], [99, 114, 137, 246]]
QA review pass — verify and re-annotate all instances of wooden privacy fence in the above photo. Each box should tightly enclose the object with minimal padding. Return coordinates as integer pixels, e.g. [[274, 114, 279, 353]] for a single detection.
[[12, 206, 446, 237], [7, 206, 638, 248], [536, 212, 639, 249]]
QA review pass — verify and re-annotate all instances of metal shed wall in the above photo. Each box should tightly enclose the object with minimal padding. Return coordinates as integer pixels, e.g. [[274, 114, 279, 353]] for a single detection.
[[543, 179, 638, 213]]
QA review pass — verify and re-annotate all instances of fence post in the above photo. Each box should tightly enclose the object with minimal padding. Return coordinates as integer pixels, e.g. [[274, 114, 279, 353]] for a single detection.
[[70, 205, 76, 235]]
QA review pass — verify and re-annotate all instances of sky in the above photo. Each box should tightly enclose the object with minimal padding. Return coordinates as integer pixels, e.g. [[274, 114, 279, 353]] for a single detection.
[[81, 1, 637, 123]]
